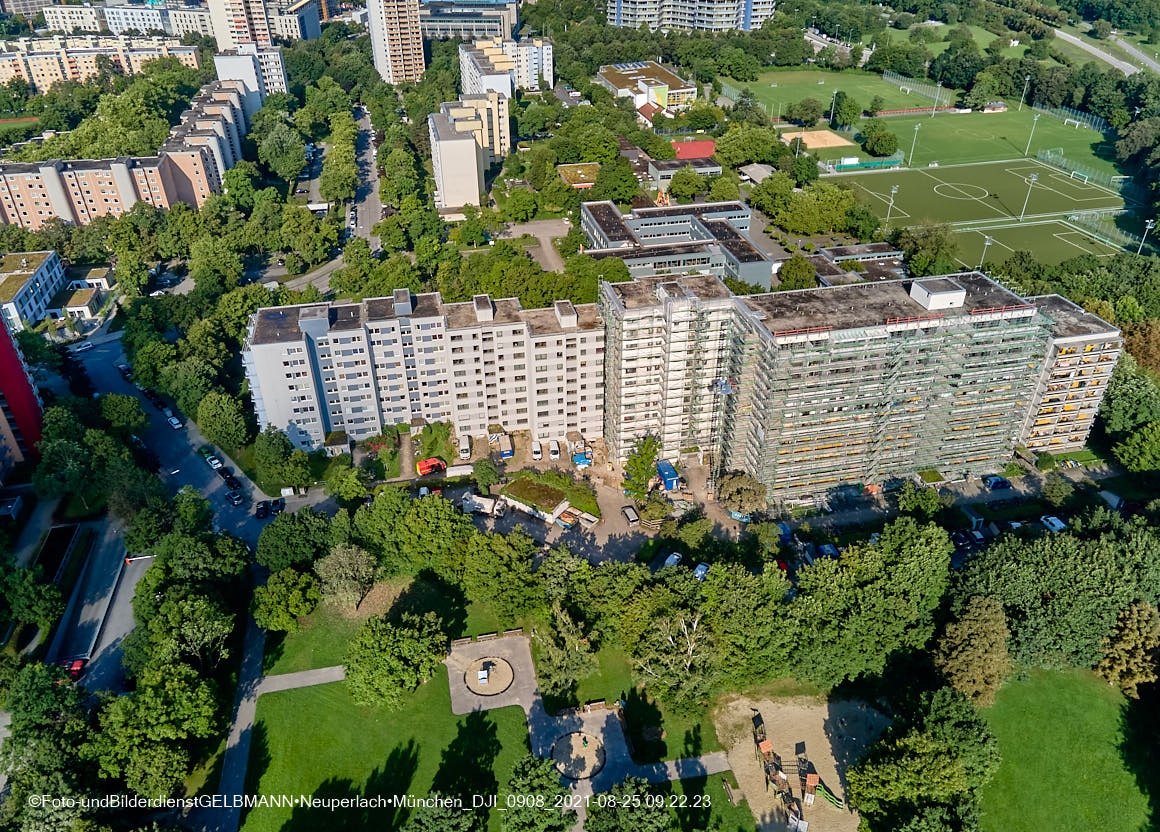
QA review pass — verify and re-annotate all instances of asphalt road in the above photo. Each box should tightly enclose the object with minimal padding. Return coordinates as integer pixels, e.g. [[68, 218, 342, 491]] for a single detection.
[[65, 339, 273, 692], [1054, 28, 1140, 74], [1111, 35, 1160, 73], [353, 109, 381, 248]]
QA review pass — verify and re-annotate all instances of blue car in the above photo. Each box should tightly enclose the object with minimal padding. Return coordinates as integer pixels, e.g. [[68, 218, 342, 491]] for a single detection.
[[982, 475, 1012, 491]]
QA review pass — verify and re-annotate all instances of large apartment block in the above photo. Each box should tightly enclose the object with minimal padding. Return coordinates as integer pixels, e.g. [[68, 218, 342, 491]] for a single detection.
[[429, 92, 509, 208], [43, 4, 106, 32], [607, 0, 775, 31], [0, 36, 200, 92], [581, 200, 775, 288], [243, 289, 604, 449], [600, 272, 1121, 503], [0, 251, 66, 332], [0, 317, 43, 483], [0, 80, 246, 230], [420, 0, 518, 40], [367, 0, 425, 84], [459, 37, 552, 96]]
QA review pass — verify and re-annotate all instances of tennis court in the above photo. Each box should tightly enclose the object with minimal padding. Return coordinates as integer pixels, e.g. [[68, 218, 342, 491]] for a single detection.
[[953, 221, 1125, 268], [834, 159, 1126, 225]]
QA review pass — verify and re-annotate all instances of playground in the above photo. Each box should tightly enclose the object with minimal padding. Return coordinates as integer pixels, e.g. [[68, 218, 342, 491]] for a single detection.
[[716, 695, 889, 832], [835, 159, 1126, 226]]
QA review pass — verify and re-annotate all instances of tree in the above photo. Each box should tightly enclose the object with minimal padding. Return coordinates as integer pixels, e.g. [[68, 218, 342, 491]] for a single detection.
[[1113, 421, 1160, 471], [532, 604, 596, 699], [257, 508, 331, 571], [1097, 601, 1160, 698], [833, 91, 861, 127], [716, 471, 765, 514], [590, 157, 639, 204], [258, 121, 306, 183], [787, 97, 823, 125], [894, 225, 959, 277], [505, 189, 538, 223], [862, 117, 899, 157], [145, 594, 234, 670], [5, 567, 64, 628], [934, 596, 1011, 706], [776, 253, 817, 291], [314, 544, 376, 609], [586, 777, 676, 832], [253, 425, 293, 487], [473, 458, 500, 493], [324, 460, 371, 503], [502, 755, 575, 832], [897, 480, 941, 520], [666, 166, 707, 203], [401, 793, 475, 832], [1041, 471, 1074, 507], [99, 393, 148, 436], [344, 612, 447, 708], [623, 435, 660, 503], [252, 568, 320, 632], [463, 531, 541, 620], [14, 330, 62, 375], [196, 392, 250, 451], [868, 95, 885, 116]]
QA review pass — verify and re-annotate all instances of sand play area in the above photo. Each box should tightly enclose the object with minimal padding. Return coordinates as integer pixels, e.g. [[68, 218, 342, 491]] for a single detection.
[[779, 129, 855, 149], [715, 696, 890, 832]]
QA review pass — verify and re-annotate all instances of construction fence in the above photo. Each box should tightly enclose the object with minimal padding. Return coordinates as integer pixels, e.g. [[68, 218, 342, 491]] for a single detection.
[[882, 70, 950, 107]]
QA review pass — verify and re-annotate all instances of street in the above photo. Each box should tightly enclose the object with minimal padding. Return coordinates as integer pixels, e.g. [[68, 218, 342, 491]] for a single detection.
[[1111, 34, 1160, 73], [353, 109, 381, 248], [1053, 28, 1140, 74]]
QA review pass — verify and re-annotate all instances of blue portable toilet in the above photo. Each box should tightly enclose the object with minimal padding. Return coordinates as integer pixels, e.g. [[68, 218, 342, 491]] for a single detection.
[[656, 460, 679, 491]]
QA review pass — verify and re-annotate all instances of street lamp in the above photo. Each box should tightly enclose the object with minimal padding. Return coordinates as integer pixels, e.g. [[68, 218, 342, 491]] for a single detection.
[[1019, 74, 1031, 111], [886, 184, 899, 224], [1025, 113, 1040, 156], [909, 122, 921, 166], [1019, 173, 1038, 221], [829, 88, 838, 124], [979, 235, 992, 269], [931, 81, 942, 117], [1138, 218, 1155, 255]]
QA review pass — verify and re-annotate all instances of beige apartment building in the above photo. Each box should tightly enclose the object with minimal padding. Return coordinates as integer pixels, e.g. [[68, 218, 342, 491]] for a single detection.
[[243, 289, 605, 450], [439, 92, 509, 164], [0, 80, 246, 231], [43, 3, 106, 32], [367, 0, 424, 84], [0, 37, 199, 91]]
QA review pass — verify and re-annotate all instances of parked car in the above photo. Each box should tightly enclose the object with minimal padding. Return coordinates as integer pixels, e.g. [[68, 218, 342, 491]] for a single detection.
[[255, 500, 270, 519], [206, 456, 223, 470], [663, 552, 682, 568], [549, 440, 561, 460], [415, 457, 445, 476], [693, 562, 710, 581], [117, 364, 133, 381], [270, 498, 286, 515], [1040, 515, 1067, 533], [225, 490, 244, 506], [217, 467, 233, 480], [621, 505, 639, 525], [224, 476, 242, 491], [198, 446, 214, 460], [167, 416, 184, 430], [71, 342, 94, 353], [459, 436, 471, 460], [532, 442, 543, 461], [982, 475, 1011, 490]]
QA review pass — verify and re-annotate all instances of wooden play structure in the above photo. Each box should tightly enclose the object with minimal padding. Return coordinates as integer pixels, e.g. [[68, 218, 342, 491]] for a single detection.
[[750, 709, 846, 824]]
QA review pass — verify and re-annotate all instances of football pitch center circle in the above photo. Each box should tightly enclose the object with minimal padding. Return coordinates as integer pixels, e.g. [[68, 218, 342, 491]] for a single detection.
[[932, 182, 991, 200]]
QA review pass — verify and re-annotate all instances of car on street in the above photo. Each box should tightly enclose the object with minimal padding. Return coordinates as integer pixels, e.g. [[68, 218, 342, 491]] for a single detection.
[[1041, 515, 1067, 533], [167, 416, 184, 430], [217, 467, 232, 479], [225, 490, 244, 506], [663, 552, 683, 568], [117, 364, 133, 381], [224, 475, 242, 491], [982, 475, 1012, 490], [198, 446, 214, 459], [693, 563, 710, 581], [71, 342, 94, 353], [459, 436, 471, 460], [621, 505, 639, 525], [255, 500, 270, 519], [270, 498, 285, 514]]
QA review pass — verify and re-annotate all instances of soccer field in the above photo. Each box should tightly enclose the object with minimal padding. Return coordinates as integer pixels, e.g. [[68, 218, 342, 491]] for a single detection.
[[740, 69, 939, 117], [952, 221, 1124, 268], [833, 160, 1126, 226]]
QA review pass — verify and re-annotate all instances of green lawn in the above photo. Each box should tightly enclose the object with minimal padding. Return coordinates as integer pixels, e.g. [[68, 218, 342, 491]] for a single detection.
[[660, 773, 758, 832], [242, 679, 530, 832], [921, 24, 1030, 60], [952, 220, 1125, 268], [262, 609, 363, 675], [837, 160, 1124, 227], [505, 468, 602, 517], [738, 68, 936, 116], [979, 668, 1150, 832]]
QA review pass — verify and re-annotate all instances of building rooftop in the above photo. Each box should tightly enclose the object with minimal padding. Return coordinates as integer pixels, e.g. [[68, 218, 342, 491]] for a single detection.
[[585, 201, 637, 243], [742, 272, 1029, 336], [701, 218, 765, 262], [48, 287, 96, 309], [0, 252, 54, 303], [606, 273, 734, 309], [629, 201, 747, 220], [557, 162, 600, 187], [821, 242, 902, 261], [649, 157, 721, 173], [596, 61, 691, 92], [1031, 294, 1120, 339]]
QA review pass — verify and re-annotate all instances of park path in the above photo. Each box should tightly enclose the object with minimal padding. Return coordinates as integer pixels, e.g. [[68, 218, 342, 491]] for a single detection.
[[1053, 28, 1139, 74]]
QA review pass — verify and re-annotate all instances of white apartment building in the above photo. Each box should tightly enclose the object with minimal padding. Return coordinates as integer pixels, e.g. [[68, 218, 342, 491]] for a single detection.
[[367, 0, 425, 84], [243, 289, 604, 450], [440, 92, 509, 164], [0, 251, 67, 333], [607, 0, 774, 31], [214, 44, 285, 117], [43, 4, 105, 32], [103, 4, 168, 33], [428, 110, 482, 208], [459, 37, 552, 96], [167, 6, 215, 37]]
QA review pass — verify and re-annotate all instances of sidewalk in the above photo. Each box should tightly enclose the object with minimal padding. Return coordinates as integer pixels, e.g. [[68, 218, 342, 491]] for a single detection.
[[12, 497, 58, 568]]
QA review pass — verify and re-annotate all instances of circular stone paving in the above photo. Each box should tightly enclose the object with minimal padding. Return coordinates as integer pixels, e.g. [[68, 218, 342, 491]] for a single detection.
[[464, 657, 514, 696], [551, 732, 606, 780], [932, 182, 990, 200]]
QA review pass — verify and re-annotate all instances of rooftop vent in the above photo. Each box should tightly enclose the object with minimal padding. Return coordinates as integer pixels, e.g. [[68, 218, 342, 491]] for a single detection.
[[910, 278, 966, 311], [392, 288, 412, 316], [554, 300, 577, 327], [474, 294, 494, 322]]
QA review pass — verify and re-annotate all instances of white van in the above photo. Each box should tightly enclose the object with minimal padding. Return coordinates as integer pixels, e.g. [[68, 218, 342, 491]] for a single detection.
[[458, 435, 471, 460], [549, 439, 560, 460], [1040, 515, 1067, 533]]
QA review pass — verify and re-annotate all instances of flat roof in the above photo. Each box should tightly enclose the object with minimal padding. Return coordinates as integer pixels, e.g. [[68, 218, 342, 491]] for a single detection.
[[0, 251, 53, 303], [650, 157, 722, 172], [629, 201, 747, 220], [701, 218, 764, 263], [557, 162, 600, 185], [584, 201, 637, 243], [1031, 294, 1120, 339], [742, 272, 1027, 336], [822, 242, 901, 260], [607, 273, 734, 309], [596, 61, 691, 92], [49, 287, 95, 308]]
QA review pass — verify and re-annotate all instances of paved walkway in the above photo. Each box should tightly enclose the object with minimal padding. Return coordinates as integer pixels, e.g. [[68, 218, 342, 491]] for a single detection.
[[1111, 35, 1160, 73], [11, 496, 58, 568], [498, 219, 569, 273], [1054, 28, 1139, 74], [258, 665, 345, 694]]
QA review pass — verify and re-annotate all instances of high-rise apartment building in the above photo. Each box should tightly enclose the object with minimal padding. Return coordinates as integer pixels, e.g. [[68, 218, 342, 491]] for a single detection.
[[243, 289, 604, 450], [208, 0, 273, 49], [429, 93, 508, 208], [607, 0, 775, 31], [272, 0, 321, 40], [459, 37, 552, 95], [43, 3, 106, 32], [367, 0, 424, 84], [0, 37, 200, 92], [0, 80, 246, 230], [0, 319, 42, 483]]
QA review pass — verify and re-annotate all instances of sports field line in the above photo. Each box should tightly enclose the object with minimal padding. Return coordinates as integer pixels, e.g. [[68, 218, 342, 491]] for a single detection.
[[917, 168, 1011, 221], [852, 181, 912, 219], [1054, 230, 1118, 257], [1003, 167, 1122, 206]]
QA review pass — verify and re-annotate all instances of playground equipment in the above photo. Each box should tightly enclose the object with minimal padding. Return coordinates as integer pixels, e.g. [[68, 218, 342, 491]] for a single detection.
[[752, 710, 793, 800]]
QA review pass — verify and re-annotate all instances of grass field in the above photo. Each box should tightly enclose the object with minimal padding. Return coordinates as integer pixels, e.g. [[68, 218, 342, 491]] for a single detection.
[[741, 69, 938, 116], [953, 220, 1124, 267], [979, 669, 1150, 832], [835, 159, 1125, 226], [242, 679, 531, 832]]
